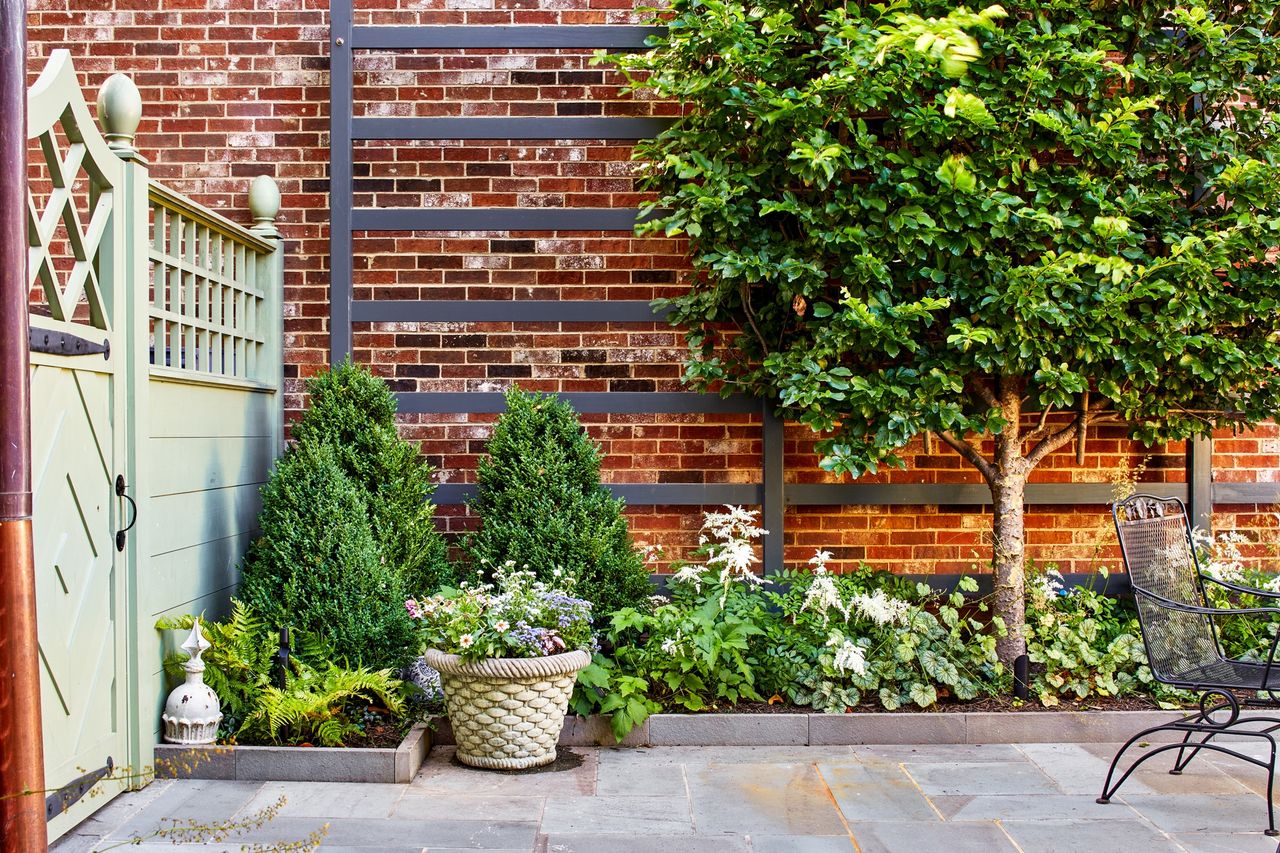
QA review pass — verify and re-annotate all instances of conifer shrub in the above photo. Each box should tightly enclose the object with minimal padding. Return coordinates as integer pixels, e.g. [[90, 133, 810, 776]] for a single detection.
[[239, 441, 415, 670], [466, 388, 654, 617], [290, 359, 454, 593]]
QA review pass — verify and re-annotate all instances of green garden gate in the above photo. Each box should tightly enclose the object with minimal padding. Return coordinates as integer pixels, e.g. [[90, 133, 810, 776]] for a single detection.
[[25, 50, 285, 842]]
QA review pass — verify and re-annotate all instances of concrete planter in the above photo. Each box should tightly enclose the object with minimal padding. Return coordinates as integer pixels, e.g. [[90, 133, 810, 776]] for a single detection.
[[433, 710, 1187, 747], [154, 723, 430, 783]]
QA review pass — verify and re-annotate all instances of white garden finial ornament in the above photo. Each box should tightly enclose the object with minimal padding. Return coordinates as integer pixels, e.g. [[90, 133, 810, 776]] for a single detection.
[[161, 618, 223, 744]]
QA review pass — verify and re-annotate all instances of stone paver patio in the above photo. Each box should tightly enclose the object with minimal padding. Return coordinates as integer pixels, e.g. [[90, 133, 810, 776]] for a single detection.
[[51, 743, 1280, 852]]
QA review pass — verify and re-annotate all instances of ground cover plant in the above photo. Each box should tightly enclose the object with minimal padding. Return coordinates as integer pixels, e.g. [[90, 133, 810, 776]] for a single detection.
[[617, 0, 1280, 664], [466, 387, 654, 617], [574, 507, 1012, 739]]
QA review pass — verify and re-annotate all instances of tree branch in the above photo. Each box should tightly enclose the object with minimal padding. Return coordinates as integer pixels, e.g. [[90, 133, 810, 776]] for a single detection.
[[937, 430, 997, 484], [973, 377, 999, 409], [1022, 404, 1055, 447], [1025, 415, 1085, 468]]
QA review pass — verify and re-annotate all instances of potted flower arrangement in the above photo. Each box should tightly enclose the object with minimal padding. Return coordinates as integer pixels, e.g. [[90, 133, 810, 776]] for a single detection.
[[408, 564, 595, 769]]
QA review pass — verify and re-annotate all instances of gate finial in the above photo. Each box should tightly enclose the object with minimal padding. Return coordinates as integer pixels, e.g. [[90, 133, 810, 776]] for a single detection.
[[97, 73, 142, 160], [249, 175, 281, 239]]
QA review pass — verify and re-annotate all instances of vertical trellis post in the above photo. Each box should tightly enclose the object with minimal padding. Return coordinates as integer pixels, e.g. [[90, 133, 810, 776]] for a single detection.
[[762, 404, 785, 574], [1186, 436, 1213, 534]]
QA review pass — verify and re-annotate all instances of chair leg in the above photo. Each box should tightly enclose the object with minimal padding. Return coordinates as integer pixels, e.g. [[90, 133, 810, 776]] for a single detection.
[[1170, 728, 1197, 775], [1265, 735, 1278, 837], [1097, 723, 1178, 805], [1099, 722, 1280, 836]]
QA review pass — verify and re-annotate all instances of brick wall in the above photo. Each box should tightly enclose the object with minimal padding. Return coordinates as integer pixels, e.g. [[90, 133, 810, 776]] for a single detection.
[[26, 0, 1280, 576]]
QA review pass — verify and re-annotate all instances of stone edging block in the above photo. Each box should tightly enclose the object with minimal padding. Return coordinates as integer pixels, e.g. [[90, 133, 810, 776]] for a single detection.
[[154, 723, 430, 783], [439, 711, 1189, 748]]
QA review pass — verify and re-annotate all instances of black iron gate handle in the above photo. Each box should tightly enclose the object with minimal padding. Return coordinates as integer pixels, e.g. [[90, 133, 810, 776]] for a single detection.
[[115, 475, 136, 552]]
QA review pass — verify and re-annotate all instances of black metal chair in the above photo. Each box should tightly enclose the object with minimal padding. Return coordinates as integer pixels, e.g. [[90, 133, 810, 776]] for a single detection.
[[1097, 494, 1280, 836]]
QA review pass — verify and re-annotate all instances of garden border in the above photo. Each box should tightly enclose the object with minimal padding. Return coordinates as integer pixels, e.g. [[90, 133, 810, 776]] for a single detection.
[[154, 723, 430, 783], [434, 711, 1188, 748]]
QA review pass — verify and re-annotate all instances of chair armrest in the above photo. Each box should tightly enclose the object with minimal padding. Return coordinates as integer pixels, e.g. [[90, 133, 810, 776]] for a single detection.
[[1134, 586, 1280, 618], [1200, 573, 1280, 600]]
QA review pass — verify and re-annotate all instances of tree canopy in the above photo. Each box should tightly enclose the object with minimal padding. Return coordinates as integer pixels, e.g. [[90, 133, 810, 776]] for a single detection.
[[616, 0, 1280, 662]]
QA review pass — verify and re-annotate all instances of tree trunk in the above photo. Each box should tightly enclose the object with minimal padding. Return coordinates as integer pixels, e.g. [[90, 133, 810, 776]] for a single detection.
[[991, 380, 1028, 667], [991, 472, 1028, 666]]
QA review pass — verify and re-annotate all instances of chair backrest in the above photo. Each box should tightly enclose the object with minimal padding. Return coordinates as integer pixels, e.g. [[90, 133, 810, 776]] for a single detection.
[[1112, 494, 1221, 683]]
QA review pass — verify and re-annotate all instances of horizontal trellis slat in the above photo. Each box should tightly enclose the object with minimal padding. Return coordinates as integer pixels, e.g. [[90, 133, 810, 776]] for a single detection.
[[352, 116, 675, 141], [351, 299, 670, 323], [349, 24, 664, 49], [395, 391, 759, 415], [351, 207, 649, 231], [432, 482, 762, 507]]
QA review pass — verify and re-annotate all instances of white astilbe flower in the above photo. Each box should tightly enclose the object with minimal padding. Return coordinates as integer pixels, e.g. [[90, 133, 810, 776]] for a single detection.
[[1032, 568, 1066, 600], [1205, 531, 1251, 584], [661, 637, 679, 655], [849, 589, 910, 627], [828, 635, 867, 676], [670, 564, 706, 592], [800, 551, 849, 625], [701, 505, 768, 543]]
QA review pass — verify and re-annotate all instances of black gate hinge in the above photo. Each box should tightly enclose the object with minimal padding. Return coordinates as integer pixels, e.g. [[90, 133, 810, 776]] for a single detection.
[[29, 327, 110, 359], [46, 757, 114, 821]]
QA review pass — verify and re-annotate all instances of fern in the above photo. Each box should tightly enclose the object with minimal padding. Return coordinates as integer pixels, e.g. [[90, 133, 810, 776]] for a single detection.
[[158, 603, 402, 747], [240, 665, 405, 747]]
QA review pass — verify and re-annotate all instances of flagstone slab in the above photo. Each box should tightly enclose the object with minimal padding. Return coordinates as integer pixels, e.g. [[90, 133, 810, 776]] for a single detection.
[[542, 834, 748, 852], [391, 793, 546, 822], [749, 835, 857, 853], [851, 821, 1017, 853], [239, 781, 404, 819], [901, 759, 1059, 796], [1000, 818, 1182, 853], [934, 794, 1145, 822], [1118, 793, 1270, 835], [816, 763, 940, 823], [686, 763, 848, 835], [539, 795, 694, 835]]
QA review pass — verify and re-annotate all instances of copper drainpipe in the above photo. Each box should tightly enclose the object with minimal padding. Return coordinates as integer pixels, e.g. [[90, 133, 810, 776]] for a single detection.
[[0, 0, 48, 848]]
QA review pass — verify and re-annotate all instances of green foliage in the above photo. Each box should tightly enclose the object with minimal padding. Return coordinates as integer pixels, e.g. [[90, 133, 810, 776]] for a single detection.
[[619, 1, 1280, 474], [157, 605, 406, 747], [1024, 566, 1189, 707], [240, 665, 404, 748], [290, 359, 453, 593], [615, 0, 1280, 648], [466, 388, 653, 616], [239, 441, 416, 670], [1194, 529, 1280, 660], [609, 583, 767, 711], [770, 568, 1006, 712]]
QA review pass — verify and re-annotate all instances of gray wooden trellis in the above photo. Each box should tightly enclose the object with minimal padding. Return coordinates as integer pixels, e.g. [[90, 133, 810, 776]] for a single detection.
[[326, 10, 1253, 572]]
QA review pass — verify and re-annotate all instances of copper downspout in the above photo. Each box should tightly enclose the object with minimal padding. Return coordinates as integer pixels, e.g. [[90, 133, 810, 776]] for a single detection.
[[0, 0, 48, 849]]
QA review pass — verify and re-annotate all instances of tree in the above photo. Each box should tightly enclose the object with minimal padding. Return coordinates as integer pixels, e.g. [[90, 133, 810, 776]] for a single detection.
[[616, 0, 1280, 663], [240, 441, 416, 670], [467, 388, 655, 617], [290, 359, 455, 594]]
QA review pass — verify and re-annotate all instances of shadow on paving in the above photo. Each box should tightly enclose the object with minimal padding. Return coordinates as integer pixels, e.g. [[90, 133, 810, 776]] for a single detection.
[[48, 743, 1280, 853]]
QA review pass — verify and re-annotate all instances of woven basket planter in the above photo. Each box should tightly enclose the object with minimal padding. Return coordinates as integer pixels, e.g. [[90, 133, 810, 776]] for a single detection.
[[425, 647, 591, 770]]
